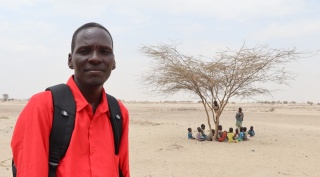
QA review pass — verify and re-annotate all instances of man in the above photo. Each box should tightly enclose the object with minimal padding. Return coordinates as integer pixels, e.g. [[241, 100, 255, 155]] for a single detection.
[[11, 22, 130, 177], [235, 107, 244, 131]]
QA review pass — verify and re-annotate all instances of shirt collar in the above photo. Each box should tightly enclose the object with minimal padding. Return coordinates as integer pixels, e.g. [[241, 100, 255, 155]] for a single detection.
[[66, 76, 109, 113]]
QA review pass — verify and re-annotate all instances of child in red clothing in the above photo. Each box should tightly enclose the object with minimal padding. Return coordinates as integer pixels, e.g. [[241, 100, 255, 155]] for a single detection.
[[218, 131, 227, 142]]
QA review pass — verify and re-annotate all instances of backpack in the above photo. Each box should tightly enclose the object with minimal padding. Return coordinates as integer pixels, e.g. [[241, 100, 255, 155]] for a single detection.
[[12, 84, 123, 177]]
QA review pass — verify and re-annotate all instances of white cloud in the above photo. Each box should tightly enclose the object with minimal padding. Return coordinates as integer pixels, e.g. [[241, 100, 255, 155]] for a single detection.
[[0, 0, 41, 10], [1, 0, 306, 22], [173, 23, 207, 34], [128, 0, 306, 20], [251, 20, 320, 40], [0, 20, 62, 54], [1, 0, 319, 102], [112, 6, 150, 24], [47, 0, 110, 19]]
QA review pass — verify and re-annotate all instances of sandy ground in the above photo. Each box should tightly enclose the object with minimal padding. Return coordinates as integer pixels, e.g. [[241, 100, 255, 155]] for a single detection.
[[1, 101, 320, 177]]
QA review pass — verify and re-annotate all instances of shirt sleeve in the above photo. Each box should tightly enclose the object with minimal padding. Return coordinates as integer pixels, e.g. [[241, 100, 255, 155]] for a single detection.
[[11, 91, 53, 177], [118, 101, 130, 177]]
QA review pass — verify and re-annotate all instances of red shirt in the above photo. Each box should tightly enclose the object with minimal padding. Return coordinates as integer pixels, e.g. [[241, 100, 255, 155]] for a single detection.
[[11, 76, 130, 177]]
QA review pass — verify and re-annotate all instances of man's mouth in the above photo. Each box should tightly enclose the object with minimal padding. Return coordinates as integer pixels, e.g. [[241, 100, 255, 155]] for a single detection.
[[86, 68, 104, 72]]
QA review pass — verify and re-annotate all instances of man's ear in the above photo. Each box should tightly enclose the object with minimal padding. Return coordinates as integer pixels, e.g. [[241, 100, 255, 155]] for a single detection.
[[68, 53, 73, 69], [112, 60, 116, 70]]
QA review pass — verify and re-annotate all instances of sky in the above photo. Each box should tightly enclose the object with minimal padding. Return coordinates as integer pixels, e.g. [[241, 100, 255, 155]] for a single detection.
[[0, 0, 319, 103]]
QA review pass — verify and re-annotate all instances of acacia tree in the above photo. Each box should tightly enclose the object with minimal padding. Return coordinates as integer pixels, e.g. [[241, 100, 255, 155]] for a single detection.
[[140, 43, 299, 140]]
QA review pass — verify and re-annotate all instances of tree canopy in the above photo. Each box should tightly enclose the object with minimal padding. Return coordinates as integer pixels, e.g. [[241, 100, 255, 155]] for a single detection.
[[140, 43, 299, 140]]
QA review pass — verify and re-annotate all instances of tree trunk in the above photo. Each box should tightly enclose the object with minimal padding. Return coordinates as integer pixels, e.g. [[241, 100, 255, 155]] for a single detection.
[[207, 116, 212, 139], [214, 117, 219, 141]]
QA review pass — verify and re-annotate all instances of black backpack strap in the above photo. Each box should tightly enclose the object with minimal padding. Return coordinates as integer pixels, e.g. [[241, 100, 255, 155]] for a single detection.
[[46, 84, 76, 177], [12, 159, 17, 177], [106, 94, 122, 154], [106, 94, 123, 177]]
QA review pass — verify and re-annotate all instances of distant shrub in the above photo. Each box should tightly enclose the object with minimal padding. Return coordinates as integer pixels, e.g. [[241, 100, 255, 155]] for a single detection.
[[307, 101, 313, 105], [2, 94, 9, 102]]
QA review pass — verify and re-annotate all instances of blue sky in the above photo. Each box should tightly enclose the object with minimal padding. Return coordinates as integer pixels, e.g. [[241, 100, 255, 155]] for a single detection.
[[0, 0, 319, 102]]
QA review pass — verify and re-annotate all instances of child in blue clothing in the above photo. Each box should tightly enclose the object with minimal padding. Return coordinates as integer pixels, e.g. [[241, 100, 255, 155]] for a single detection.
[[236, 127, 244, 142], [248, 126, 255, 137], [200, 124, 207, 140], [187, 128, 195, 140]]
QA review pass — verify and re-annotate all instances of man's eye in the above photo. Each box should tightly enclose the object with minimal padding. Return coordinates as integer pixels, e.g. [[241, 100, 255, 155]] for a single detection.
[[79, 49, 89, 54], [101, 49, 112, 55]]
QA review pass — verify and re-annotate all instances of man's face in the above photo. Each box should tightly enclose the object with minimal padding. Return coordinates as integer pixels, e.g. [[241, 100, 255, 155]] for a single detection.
[[68, 27, 115, 88]]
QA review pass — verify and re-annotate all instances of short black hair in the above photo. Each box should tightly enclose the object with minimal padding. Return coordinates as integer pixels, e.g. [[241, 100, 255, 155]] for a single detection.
[[229, 127, 233, 133], [71, 22, 113, 53]]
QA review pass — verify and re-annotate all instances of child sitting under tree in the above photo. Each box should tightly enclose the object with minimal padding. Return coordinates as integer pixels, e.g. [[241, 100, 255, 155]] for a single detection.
[[187, 128, 195, 140], [196, 127, 206, 141], [227, 127, 237, 143]]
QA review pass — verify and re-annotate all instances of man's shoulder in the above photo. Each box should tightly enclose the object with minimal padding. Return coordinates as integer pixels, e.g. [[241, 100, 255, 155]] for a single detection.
[[17, 91, 53, 124], [29, 91, 53, 105]]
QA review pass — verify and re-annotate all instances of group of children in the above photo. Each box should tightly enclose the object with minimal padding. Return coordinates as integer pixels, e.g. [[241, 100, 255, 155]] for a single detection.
[[187, 124, 255, 143], [187, 124, 211, 141]]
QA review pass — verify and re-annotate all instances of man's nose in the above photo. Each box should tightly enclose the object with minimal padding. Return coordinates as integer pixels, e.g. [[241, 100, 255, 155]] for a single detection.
[[88, 50, 102, 64]]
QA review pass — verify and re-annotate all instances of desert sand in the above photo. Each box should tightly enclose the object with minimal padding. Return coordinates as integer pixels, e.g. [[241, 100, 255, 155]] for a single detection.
[[1, 101, 319, 177]]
